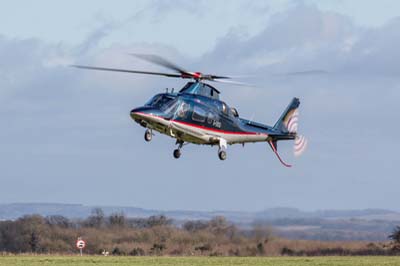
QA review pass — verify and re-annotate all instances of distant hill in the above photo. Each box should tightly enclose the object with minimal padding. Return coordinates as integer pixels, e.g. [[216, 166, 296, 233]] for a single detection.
[[1, 203, 399, 241]]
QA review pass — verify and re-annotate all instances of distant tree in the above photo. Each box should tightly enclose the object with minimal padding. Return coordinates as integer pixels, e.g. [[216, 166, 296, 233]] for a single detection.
[[3, 215, 47, 253], [251, 223, 274, 243], [208, 216, 230, 235], [109, 212, 126, 227], [86, 208, 105, 228], [0, 220, 20, 252], [29, 232, 39, 252], [147, 215, 172, 227], [389, 226, 400, 244], [45, 215, 70, 228], [183, 220, 208, 232]]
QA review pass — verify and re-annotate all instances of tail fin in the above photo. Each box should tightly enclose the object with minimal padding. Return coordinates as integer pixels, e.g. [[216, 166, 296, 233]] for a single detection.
[[273, 97, 300, 133], [269, 98, 307, 167]]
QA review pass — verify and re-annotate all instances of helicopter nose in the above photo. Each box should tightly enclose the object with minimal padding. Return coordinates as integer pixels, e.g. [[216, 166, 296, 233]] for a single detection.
[[130, 107, 147, 119], [130, 106, 159, 121]]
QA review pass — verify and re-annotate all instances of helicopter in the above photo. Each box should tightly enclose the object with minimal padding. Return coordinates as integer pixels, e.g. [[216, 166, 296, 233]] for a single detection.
[[72, 54, 307, 167]]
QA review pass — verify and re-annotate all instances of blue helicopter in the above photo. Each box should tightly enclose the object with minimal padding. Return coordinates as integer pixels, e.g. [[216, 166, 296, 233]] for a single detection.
[[73, 54, 307, 167]]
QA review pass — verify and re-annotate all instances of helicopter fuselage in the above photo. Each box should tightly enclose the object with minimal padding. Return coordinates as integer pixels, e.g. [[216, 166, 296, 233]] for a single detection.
[[130, 92, 274, 146]]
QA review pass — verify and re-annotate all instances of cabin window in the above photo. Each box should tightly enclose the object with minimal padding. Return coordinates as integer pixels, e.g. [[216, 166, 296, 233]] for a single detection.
[[231, 107, 239, 118], [192, 106, 206, 123], [222, 103, 228, 114]]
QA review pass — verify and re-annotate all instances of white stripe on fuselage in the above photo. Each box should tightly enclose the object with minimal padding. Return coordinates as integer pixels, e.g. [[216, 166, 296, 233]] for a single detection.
[[131, 112, 269, 145]]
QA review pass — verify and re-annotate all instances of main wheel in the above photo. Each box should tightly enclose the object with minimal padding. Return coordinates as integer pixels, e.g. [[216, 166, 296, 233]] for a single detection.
[[218, 150, 227, 161], [173, 149, 181, 159], [144, 130, 152, 142]]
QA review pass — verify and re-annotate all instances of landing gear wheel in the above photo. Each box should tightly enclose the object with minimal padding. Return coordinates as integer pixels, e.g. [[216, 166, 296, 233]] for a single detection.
[[144, 130, 152, 142], [218, 150, 227, 161], [173, 149, 181, 159]]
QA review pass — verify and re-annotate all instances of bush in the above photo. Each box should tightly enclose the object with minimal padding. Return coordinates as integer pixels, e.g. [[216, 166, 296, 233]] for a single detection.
[[194, 243, 212, 253], [129, 247, 145, 256], [150, 243, 166, 255], [112, 247, 125, 256], [389, 226, 400, 244], [256, 242, 265, 255]]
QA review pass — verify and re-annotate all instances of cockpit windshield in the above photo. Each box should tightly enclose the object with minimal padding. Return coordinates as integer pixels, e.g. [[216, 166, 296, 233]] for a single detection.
[[160, 98, 179, 115], [145, 94, 174, 108]]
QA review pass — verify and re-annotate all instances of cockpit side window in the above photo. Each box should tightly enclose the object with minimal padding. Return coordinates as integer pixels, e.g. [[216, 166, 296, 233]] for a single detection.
[[177, 102, 190, 118], [161, 98, 179, 116]]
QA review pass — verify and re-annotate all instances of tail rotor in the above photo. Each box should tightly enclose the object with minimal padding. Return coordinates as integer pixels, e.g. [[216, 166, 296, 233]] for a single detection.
[[294, 135, 308, 157]]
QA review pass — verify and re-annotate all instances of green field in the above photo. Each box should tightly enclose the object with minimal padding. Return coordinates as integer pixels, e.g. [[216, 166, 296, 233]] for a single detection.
[[0, 256, 400, 266]]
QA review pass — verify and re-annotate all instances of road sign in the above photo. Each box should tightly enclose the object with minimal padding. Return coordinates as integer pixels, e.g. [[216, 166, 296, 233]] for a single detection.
[[76, 239, 86, 249], [76, 238, 86, 256]]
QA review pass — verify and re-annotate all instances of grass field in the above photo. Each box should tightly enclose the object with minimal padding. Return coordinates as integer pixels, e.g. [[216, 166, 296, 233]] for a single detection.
[[0, 256, 400, 266]]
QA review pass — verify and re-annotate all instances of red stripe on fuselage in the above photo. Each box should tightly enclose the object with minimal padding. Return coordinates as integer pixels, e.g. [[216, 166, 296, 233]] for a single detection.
[[173, 120, 261, 135], [132, 112, 267, 136]]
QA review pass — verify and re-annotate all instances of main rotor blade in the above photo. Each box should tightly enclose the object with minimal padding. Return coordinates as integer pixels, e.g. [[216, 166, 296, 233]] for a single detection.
[[208, 74, 231, 80], [71, 65, 182, 78], [276, 70, 329, 76], [212, 78, 256, 87], [130, 53, 236, 81], [130, 53, 189, 74]]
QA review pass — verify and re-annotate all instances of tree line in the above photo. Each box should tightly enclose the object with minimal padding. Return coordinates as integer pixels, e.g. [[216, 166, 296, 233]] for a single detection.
[[0, 208, 400, 256]]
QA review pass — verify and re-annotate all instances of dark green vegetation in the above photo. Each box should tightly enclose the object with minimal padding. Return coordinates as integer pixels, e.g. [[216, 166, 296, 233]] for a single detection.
[[1, 210, 400, 256], [1, 256, 400, 266]]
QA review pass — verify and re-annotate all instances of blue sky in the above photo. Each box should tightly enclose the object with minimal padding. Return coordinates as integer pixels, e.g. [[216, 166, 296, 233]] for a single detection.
[[1, 1, 400, 212]]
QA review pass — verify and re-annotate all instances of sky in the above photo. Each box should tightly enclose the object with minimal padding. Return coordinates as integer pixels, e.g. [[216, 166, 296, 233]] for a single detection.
[[1, 0, 400, 212]]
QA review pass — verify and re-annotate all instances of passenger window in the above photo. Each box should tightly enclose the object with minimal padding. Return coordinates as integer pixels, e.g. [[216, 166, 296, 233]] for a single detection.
[[230, 107, 239, 118], [222, 103, 228, 114], [192, 106, 206, 123]]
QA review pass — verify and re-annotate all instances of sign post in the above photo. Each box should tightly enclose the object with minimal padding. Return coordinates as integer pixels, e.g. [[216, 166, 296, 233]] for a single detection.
[[76, 237, 86, 256]]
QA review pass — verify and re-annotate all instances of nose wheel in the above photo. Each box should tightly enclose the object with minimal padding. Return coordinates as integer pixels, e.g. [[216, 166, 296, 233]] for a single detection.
[[173, 149, 181, 159], [173, 140, 184, 159], [144, 129, 152, 142]]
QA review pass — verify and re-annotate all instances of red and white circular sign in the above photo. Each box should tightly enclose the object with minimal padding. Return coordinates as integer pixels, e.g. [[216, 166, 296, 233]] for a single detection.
[[76, 239, 86, 249]]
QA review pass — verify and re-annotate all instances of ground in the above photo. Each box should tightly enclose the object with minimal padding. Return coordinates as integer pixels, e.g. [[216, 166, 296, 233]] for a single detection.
[[0, 256, 400, 266]]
